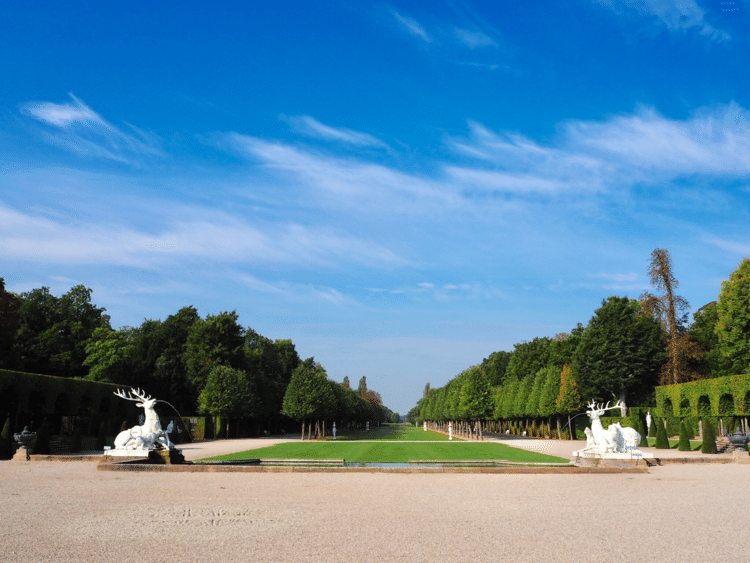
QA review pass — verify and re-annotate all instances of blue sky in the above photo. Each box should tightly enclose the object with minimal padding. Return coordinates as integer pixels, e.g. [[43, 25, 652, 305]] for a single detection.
[[2, 1, 749, 415]]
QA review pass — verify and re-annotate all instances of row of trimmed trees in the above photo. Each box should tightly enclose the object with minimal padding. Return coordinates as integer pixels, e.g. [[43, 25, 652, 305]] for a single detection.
[[410, 251, 750, 437], [0, 278, 396, 438], [279, 361, 390, 439]]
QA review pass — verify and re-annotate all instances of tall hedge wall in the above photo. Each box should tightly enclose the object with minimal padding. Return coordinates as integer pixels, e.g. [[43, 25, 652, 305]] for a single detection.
[[0, 369, 122, 417], [656, 374, 750, 417]]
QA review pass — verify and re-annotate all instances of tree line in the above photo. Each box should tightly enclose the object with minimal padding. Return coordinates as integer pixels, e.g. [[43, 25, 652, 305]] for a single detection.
[[0, 279, 396, 436], [408, 250, 750, 431]]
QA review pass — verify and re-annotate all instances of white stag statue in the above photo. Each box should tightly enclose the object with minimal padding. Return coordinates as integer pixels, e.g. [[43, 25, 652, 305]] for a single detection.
[[584, 400, 641, 455], [113, 388, 174, 451]]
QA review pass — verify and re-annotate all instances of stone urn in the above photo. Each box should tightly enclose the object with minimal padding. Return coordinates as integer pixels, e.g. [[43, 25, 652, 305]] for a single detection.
[[727, 430, 750, 452]]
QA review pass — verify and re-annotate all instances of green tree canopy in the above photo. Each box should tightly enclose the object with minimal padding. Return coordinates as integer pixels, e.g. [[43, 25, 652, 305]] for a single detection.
[[505, 337, 552, 382], [281, 358, 337, 421], [715, 258, 750, 376], [573, 296, 666, 408], [0, 278, 22, 369], [459, 366, 493, 420], [16, 284, 110, 378], [184, 310, 246, 393], [198, 366, 259, 435]]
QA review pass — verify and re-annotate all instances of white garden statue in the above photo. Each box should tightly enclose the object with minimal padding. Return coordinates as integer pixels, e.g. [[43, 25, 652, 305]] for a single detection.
[[575, 400, 651, 460], [113, 388, 174, 451]]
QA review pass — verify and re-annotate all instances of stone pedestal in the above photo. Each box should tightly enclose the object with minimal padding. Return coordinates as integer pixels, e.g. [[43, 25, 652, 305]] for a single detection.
[[149, 449, 185, 464], [732, 450, 750, 464], [11, 447, 30, 462], [102, 447, 185, 464]]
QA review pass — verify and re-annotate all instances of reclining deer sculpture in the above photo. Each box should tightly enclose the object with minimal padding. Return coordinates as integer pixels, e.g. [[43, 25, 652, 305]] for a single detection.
[[113, 388, 174, 451], [585, 400, 641, 454]]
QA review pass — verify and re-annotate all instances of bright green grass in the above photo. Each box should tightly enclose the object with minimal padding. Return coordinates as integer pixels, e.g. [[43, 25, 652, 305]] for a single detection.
[[201, 441, 569, 464], [331, 423, 451, 441], [646, 437, 703, 450]]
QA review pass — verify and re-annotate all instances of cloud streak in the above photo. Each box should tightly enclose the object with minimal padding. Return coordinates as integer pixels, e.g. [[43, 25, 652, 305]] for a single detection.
[[20, 93, 162, 165], [282, 115, 389, 149], [0, 203, 411, 270], [595, 0, 730, 41], [392, 11, 430, 42]]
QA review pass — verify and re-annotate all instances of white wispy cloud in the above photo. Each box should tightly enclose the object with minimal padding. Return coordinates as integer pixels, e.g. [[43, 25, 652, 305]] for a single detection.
[[392, 11, 431, 42], [20, 93, 162, 165], [454, 28, 497, 48], [220, 132, 460, 213], [216, 102, 750, 217], [596, 0, 730, 41], [703, 235, 750, 257], [282, 115, 389, 149], [0, 203, 410, 270], [446, 103, 750, 199]]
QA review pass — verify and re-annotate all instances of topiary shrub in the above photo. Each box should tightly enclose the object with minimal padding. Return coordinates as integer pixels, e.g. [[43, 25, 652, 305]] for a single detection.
[[95, 421, 107, 450], [648, 415, 658, 438], [655, 418, 670, 449], [637, 415, 649, 448], [69, 422, 81, 453], [666, 417, 681, 438], [34, 418, 51, 455], [701, 417, 717, 454], [678, 421, 691, 451], [0, 416, 15, 459]]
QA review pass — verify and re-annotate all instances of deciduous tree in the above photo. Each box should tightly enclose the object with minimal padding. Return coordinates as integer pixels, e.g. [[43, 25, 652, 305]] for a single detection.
[[573, 296, 665, 411], [715, 258, 750, 376], [640, 248, 702, 384]]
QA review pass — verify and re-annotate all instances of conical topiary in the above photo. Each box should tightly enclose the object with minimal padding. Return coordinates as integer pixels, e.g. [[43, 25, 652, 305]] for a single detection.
[[678, 421, 691, 451], [648, 415, 658, 438], [701, 417, 717, 454], [95, 421, 107, 450], [69, 422, 81, 453], [0, 416, 14, 459], [35, 418, 51, 455], [655, 417, 670, 449], [637, 415, 649, 448]]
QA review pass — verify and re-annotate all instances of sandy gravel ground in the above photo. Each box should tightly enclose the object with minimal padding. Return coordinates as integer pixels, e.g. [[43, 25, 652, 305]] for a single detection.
[[3, 438, 749, 563]]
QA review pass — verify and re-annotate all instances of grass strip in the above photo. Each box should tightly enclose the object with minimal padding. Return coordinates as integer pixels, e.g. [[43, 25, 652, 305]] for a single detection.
[[201, 441, 569, 464]]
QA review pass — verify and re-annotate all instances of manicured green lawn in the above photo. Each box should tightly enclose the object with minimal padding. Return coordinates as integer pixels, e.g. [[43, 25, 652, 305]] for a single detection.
[[331, 423, 451, 441], [202, 441, 569, 463], [646, 437, 703, 450]]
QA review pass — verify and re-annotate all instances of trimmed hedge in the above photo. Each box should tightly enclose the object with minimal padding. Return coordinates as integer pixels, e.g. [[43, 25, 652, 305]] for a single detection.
[[0, 369, 122, 416], [656, 374, 750, 417]]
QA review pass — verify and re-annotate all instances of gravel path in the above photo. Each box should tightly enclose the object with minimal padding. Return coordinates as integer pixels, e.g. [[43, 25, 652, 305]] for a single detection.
[[4, 439, 749, 563]]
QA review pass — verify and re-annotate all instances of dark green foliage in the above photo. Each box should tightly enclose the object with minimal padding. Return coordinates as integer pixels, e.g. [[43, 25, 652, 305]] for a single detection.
[[666, 417, 681, 437], [0, 278, 22, 370], [655, 417, 670, 449], [689, 302, 724, 377], [480, 351, 512, 386], [678, 421, 691, 451], [505, 338, 552, 381], [573, 296, 666, 407], [198, 365, 259, 420], [0, 416, 14, 459], [648, 415, 658, 437], [95, 421, 107, 450], [715, 258, 750, 377], [281, 358, 337, 422], [184, 311, 246, 393], [16, 285, 111, 378], [69, 422, 81, 453], [35, 417, 51, 454], [701, 417, 717, 454]]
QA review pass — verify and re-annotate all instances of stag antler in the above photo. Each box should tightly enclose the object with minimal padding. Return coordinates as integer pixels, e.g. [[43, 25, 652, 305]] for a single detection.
[[114, 388, 151, 402]]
